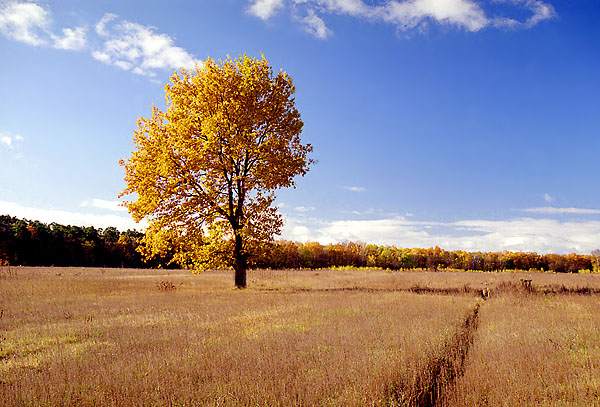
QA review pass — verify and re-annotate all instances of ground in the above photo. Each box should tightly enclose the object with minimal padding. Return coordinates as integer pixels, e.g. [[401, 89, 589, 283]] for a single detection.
[[1, 267, 599, 406]]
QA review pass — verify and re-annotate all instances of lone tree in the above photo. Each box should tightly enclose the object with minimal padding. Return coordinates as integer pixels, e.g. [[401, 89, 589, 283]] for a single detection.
[[121, 55, 312, 288]]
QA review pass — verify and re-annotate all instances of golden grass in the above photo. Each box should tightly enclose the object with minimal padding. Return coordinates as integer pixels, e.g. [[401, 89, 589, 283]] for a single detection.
[[248, 268, 600, 293], [0, 267, 476, 406], [441, 295, 600, 406], [3, 267, 600, 406]]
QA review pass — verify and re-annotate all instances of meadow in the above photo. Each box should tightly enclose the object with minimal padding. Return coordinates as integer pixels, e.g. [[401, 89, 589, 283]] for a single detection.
[[442, 295, 600, 406], [1, 267, 599, 406]]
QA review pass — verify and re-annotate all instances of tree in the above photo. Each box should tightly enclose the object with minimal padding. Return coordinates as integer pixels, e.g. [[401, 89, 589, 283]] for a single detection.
[[120, 55, 312, 288], [592, 249, 600, 273]]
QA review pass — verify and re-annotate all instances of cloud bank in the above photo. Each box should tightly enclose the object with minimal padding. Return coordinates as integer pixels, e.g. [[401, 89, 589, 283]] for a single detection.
[[523, 207, 600, 216], [80, 198, 127, 213], [281, 214, 600, 254], [0, 200, 144, 231], [248, 0, 556, 38]]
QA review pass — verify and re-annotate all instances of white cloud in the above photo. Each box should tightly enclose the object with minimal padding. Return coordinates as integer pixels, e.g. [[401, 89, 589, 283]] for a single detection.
[[543, 193, 554, 203], [522, 207, 600, 216], [0, 132, 24, 149], [248, 0, 285, 20], [342, 185, 366, 192], [0, 200, 145, 231], [251, 0, 556, 36], [1, 135, 12, 147], [281, 214, 600, 254], [92, 13, 202, 77], [0, 1, 49, 45], [381, 0, 488, 32], [52, 26, 86, 50], [300, 9, 332, 38], [80, 198, 127, 213], [0, 1, 87, 50]]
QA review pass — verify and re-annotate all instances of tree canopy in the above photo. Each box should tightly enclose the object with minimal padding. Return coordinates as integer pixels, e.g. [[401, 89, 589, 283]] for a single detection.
[[121, 55, 312, 287]]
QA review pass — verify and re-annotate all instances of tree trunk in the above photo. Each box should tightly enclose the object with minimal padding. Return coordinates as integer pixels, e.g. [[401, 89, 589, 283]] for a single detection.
[[233, 232, 247, 288]]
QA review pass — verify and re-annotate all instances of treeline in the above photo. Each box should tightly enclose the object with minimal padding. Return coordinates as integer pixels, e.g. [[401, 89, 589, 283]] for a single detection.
[[1, 215, 599, 273], [255, 241, 600, 273], [0, 215, 147, 268]]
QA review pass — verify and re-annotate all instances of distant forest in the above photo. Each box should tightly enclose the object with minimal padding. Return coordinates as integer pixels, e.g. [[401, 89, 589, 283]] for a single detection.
[[1, 215, 599, 273], [0, 215, 148, 268]]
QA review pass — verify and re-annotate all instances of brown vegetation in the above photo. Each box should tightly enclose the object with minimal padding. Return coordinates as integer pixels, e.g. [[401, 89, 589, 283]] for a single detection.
[[442, 295, 600, 406], [1, 267, 475, 406], [2, 267, 600, 406]]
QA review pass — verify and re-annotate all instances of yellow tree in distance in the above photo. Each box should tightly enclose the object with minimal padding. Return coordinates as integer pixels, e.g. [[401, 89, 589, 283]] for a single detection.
[[120, 55, 313, 288]]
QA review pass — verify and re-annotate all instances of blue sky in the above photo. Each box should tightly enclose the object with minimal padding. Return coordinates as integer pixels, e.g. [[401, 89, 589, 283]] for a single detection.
[[1, 0, 599, 253]]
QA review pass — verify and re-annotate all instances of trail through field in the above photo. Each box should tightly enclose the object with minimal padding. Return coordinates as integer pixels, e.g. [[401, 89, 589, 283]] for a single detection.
[[390, 301, 483, 406]]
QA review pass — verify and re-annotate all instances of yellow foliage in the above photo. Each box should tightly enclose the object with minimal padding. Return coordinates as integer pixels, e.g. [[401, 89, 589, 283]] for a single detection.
[[120, 55, 312, 283]]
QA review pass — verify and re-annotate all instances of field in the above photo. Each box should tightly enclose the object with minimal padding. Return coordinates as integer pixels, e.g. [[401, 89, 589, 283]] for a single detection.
[[1, 267, 600, 406], [442, 295, 600, 406]]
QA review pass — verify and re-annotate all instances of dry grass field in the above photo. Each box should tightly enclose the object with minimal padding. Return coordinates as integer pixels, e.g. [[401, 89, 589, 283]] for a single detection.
[[248, 268, 600, 293], [441, 295, 600, 406], [1, 267, 477, 406], [1, 267, 599, 406]]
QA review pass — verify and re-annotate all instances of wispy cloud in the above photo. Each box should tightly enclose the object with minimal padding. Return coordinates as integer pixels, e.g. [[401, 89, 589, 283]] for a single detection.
[[299, 9, 331, 39], [543, 193, 554, 203], [522, 207, 600, 216], [281, 214, 600, 254], [0, 2, 200, 78], [342, 185, 366, 192], [341, 207, 399, 217], [248, 0, 556, 38], [0, 200, 144, 231], [80, 198, 127, 213], [91, 13, 201, 77], [0, 1, 86, 49], [293, 205, 316, 213], [493, 0, 556, 29]]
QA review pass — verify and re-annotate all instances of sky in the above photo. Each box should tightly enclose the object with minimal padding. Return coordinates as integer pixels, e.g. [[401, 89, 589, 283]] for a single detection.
[[1, 0, 599, 253]]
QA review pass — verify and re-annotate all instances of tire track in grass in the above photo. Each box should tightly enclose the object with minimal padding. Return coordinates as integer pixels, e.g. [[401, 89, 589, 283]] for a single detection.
[[388, 300, 483, 406]]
